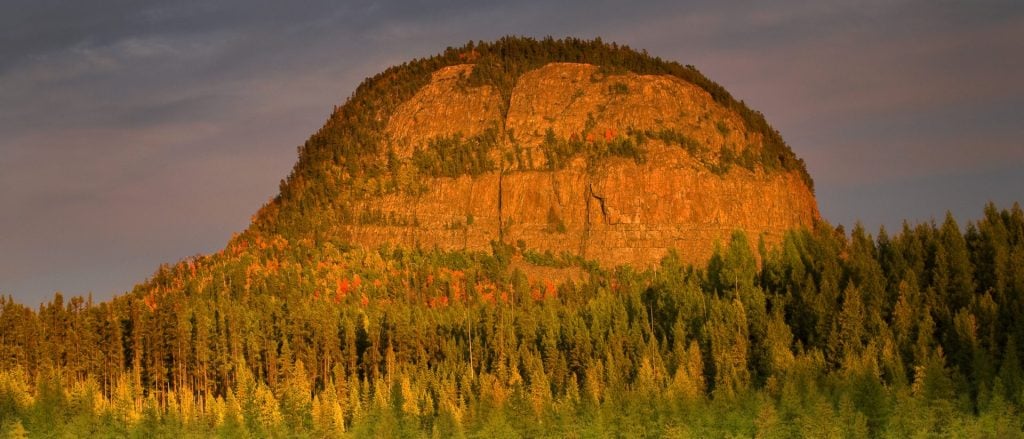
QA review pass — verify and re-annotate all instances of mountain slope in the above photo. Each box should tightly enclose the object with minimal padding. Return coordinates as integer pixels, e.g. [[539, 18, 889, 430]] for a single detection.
[[3, 37, 1024, 438], [247, 36, 818, 267]]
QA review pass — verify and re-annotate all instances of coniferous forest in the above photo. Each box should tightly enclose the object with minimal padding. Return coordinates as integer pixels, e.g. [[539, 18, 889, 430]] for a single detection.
[[2, 204, 1024, 437], [2, 38, 1023, 437]]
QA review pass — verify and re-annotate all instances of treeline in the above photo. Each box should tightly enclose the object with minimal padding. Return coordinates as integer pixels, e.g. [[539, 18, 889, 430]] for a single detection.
[[537, 127, 646, 171], [411, 128, 500, 179], [1, 203, 1023, 437]]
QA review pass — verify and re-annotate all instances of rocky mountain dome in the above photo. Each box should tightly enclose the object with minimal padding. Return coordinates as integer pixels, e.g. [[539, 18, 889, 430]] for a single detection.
[[250, 37, 820, 267]]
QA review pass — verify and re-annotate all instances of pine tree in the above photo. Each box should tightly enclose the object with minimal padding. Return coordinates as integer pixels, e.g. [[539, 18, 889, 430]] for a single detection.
[[707, 298, 750, 399], [667, 340, 705, 402], [313, 378, 346, 437], [253, 382, 282, 432], [838, 284, 866, 364], [279, 358, 312, 431], [940, 213, 975, 310]]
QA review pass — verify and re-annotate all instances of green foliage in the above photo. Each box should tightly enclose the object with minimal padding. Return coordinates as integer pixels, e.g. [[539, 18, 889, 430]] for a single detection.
[[638, 128, 704, 156], [412, 127, 500, 178], [632, 128, 775, 176], [536, 127, 648, 171], [521, 250, 578, 268], [716, 120, 730, 137], [1, 203, 1024, 435]]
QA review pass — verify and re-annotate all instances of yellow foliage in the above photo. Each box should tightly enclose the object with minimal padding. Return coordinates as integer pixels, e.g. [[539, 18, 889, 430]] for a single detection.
[[322, 394, 346, 435], [437, 377, 463, 426], [373, 377, 391, 409], [585, 360, 605, 404], [110, 373, 141, 425], [207, 394, 227, 428], [0, 368, 33, 411], [528, 368, 551, 417], [1, 419, 28, 439], [400, 374, 420, 416], [254, 383, 283, 428], [68, 376, 105, 416], [225, 389, 244, 426], [668, 340, 705, 401]]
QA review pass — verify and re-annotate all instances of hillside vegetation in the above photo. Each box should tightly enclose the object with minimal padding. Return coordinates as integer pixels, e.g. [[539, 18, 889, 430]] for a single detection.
[[0, 37, 1017, 437], [1, 204, 1023, 436]]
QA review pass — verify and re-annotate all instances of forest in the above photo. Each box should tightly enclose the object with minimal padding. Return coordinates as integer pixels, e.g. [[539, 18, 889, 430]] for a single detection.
[[2, 203, 1023, 437], [2, 37, 1021, 437]]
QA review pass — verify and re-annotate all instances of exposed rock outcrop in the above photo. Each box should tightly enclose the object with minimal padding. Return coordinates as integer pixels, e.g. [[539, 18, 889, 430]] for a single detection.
[[334, 62, 818, 267]]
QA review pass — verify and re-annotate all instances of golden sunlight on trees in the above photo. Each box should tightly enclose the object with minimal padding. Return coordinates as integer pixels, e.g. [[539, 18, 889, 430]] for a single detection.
[[0, 203, 1023, 435]]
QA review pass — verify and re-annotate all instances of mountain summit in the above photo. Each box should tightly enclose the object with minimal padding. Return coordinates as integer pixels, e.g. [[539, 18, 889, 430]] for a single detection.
[[250, 36, 818, 267], [8, 37, 1021, 438]]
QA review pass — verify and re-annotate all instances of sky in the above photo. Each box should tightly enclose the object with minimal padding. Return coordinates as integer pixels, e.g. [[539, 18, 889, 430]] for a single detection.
[[2, 0, 1022, 305]]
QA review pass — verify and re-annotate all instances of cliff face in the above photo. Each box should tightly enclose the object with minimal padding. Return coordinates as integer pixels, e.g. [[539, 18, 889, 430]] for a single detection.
[[333, 62, 818, 267]]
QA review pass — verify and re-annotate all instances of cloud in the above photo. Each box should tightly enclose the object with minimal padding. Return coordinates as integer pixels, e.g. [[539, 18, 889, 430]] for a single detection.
[[1, 0, 1022, 303], [640, 2, 1024, 191]]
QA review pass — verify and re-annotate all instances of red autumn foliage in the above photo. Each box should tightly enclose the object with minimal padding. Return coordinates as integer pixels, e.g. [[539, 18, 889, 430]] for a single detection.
[[544, 280, 557, 300], [481, 291, 495, 304], [334, 278, 351, 304], [144, 291, 157, 312], [337, 278, 351, 296], [429, 295, 449, 308]]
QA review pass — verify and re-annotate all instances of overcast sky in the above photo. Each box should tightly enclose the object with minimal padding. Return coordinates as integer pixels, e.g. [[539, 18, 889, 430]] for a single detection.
[[2, 1, 1022, 304]]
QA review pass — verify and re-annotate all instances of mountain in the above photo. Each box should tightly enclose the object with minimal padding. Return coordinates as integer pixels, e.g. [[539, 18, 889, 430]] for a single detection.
[[247, 36, 818, 268], [5, 37, 1021, 437]]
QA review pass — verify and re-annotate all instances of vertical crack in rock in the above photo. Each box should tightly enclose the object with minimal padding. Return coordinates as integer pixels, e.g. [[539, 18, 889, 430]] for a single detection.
[[549, 170, 563, 208], [581, 181, 593, 259], [464, 178, 473, 250], [497, 167, 504, 243], [589, 183, 611, 225], [498, 76, 517, 245]]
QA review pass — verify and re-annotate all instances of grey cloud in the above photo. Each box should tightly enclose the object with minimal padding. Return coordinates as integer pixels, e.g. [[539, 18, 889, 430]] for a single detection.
[[1, 0, 1022, 304]]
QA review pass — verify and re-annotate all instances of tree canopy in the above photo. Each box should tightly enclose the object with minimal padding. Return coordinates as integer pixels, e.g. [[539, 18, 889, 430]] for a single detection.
[[2, 202, 1023, 436]]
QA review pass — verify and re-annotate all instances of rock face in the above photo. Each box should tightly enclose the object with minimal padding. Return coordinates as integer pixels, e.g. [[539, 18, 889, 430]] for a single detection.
[[333, 61, 819, 267]]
